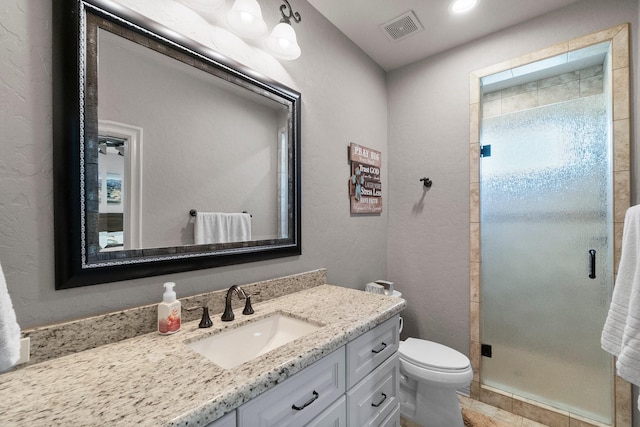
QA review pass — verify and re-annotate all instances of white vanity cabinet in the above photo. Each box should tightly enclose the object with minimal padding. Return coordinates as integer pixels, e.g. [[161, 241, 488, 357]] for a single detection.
[[345, 316, 400, 427], [380, 405, 401, 427], [346, 315, 399, 388], [206, 410, 236, 427], [237, 347, 346, 426], [207, 315, 400, 427], [306, 395, 347, 427], [346, 353, 399, 426]]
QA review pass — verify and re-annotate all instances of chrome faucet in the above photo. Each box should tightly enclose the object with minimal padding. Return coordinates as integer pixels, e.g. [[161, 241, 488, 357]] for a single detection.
[[221, 285, 254, 321]]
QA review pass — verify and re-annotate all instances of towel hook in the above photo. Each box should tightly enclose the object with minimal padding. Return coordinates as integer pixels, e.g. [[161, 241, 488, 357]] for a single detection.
[[420, 177, 433, 188]]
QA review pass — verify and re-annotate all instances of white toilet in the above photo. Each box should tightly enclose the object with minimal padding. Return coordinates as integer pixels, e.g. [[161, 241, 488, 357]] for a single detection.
[[398, 337, 473, 427], [385, 288, 472, 427]]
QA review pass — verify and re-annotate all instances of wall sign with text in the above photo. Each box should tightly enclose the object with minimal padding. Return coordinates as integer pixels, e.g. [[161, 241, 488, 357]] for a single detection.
[[348, 143, 382, 214]]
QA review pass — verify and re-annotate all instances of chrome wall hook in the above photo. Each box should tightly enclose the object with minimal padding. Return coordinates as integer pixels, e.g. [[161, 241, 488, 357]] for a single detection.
[[420, 177, 433, 188]]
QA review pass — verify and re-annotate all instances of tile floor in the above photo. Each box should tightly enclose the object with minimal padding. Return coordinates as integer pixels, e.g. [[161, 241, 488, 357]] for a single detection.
[[400, 395, 550, 427]]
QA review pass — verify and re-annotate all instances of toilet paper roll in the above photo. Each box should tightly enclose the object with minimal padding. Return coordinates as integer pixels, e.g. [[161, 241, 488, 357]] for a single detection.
[[364, 282, 385, 294], [375, 280, 394, 294]]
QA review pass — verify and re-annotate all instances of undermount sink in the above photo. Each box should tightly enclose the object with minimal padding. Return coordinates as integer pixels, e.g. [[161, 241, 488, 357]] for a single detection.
[[187, 313, 323, 369]]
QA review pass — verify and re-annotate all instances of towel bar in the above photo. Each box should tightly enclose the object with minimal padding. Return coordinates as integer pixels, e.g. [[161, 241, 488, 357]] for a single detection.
[[189, 209, 252, 217]]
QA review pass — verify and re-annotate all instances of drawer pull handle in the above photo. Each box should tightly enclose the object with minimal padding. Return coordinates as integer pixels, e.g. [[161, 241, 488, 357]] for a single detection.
[[371, 342, 387, 354], [371, 392, 387, 408], [292, 390, 319, 411]]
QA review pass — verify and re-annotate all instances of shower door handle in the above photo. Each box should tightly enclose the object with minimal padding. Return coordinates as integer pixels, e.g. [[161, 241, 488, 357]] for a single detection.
[[589, 249, 596, 279]]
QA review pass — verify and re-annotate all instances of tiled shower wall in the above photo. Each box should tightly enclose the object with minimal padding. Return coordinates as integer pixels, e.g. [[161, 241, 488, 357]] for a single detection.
[[482, 65, 604, 119]]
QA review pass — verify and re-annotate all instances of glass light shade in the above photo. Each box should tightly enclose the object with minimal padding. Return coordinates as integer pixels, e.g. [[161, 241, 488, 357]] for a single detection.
[[184, 0, 226, 12], [265, 22, 301, 60], [226, 0, 267, 39]]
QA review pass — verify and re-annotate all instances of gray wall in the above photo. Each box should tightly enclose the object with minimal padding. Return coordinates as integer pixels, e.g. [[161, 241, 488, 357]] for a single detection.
[[387, 0, 639, 422], [0, 0, 388, 328]]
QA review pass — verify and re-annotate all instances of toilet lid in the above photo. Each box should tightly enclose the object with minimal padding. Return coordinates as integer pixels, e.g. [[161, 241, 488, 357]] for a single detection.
[[400, 338, 470, 371]]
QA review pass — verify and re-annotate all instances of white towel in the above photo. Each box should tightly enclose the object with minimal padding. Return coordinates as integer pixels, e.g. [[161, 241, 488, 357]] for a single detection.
[[0, 260, 20, 373], [602, 205, 640, 408], [194, 212, 251, 244]]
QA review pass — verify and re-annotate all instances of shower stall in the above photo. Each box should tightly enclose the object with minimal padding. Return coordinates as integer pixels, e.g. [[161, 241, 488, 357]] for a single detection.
[[474, 38, 624, 425], [480, 88, 613, 422]]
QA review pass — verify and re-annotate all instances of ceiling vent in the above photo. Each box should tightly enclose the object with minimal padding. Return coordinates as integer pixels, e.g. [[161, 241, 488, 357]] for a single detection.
[[380, 11, 424, 42]]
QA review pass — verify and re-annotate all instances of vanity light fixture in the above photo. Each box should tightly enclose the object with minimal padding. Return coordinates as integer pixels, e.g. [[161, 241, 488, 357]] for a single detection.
[[180, 0, 226, 13], [265, 0, 302, 60], [449, 0, 480, 14], [227, 0, 268, 39]]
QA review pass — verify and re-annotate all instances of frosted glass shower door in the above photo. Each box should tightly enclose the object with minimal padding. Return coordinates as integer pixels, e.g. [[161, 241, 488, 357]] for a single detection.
[[480, 94, 613, 423]]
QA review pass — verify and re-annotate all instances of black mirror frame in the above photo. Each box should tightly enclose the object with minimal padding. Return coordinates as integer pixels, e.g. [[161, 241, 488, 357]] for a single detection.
[[52, 0, 302, 289]]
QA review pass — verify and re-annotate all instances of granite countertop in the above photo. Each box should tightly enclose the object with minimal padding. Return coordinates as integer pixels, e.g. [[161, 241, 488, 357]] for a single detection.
[[0, 284, 405, 426]]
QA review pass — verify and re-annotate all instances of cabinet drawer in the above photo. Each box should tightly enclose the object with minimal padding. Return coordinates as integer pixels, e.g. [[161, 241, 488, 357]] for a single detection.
[[237, 347, 345, 427], [205, 410, 236, 427], [346, 315, 399, 388], [306, 395, 346, 427], [346, 353, 399, 427], [379, 404, 400, 427]]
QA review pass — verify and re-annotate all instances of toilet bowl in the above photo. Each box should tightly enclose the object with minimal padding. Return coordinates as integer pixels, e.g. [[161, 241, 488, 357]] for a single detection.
[[398, 338, 473, 427]]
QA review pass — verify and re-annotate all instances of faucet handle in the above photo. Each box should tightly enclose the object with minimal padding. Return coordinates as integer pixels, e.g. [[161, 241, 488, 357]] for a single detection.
[[198, 307, 213, 328], [243, 295, 254, 315], [186, 306, 213, 328]]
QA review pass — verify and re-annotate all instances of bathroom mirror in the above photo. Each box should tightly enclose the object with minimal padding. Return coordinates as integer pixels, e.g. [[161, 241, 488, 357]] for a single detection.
[[53, 0, 301, 289]]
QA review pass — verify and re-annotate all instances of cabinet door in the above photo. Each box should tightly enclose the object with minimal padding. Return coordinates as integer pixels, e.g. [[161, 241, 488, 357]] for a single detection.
[[306, 396, 346, 427], [205, 410, 236, 427], [346, 315, 399, 388], [346, 353, 399, 427], [237, 347, 345, 427]]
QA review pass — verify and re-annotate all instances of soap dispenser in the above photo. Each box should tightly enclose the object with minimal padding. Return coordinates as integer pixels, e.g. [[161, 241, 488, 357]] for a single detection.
[[158, 282, 181, 335]]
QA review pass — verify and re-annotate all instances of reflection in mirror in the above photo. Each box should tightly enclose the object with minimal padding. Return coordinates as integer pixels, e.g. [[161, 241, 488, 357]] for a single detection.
[[53, 0, 301, 289], [97, 119, 144, 251], [97, 134, 126, 251], [96, 27, 290, 250]]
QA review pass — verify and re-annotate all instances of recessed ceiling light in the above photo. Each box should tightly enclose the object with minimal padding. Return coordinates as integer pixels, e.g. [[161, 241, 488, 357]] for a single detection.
[[450, 0, 480, 14]]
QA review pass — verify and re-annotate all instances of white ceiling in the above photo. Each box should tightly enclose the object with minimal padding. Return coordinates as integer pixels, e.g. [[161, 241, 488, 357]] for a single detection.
[[306, 0, 582, 71]]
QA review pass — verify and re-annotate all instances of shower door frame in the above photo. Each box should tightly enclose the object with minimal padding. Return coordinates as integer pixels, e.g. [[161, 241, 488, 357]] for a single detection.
[[468, 24, 631, 426]]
